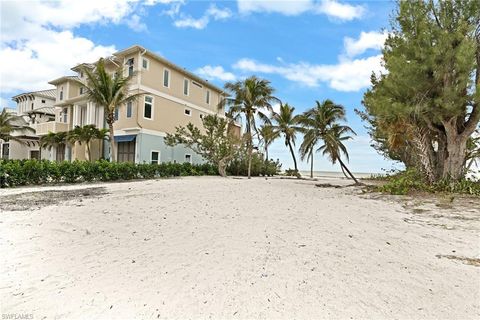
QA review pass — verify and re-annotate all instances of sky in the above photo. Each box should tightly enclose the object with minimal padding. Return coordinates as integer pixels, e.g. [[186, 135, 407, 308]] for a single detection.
[[0, 0, 401, 173]]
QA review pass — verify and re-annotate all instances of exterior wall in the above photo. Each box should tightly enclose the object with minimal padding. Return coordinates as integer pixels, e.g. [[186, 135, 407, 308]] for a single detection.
[[6, 140, 39, 160], [135, 132, 204, 164]]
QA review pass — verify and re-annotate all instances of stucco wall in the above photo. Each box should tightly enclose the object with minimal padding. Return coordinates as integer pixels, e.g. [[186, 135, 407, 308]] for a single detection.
[[136, 133, 204, 164]]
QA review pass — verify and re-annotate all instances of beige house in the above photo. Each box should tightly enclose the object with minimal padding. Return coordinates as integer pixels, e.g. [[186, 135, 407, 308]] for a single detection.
[[36, 45, 240, 163], [0, 90, 56, 160]]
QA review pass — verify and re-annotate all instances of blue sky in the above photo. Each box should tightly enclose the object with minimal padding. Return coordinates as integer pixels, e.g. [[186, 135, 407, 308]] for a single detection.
[[0, 0, 400, 173]]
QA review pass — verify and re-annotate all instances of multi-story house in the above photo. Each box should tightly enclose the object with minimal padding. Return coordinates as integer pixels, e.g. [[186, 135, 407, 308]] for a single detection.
[[0, 89, 56, 160], [36, 45, 240, 164]]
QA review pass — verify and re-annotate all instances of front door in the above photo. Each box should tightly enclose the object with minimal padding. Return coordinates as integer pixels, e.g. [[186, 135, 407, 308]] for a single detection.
[[117, 141, 135, 163]]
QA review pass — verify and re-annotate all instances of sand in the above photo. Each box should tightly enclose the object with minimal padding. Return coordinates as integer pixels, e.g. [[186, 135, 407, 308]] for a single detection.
[[1, 176, 479, 319]]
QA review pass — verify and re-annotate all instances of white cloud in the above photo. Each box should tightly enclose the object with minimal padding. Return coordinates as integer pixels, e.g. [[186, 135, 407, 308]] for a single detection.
[[195, 65, 236, 81], [126, 14, 148, 32], [343, 31, 388, 58], [232, 30, 385, 91], [173, 4, 232, 29], [237, 0, 365, 21]]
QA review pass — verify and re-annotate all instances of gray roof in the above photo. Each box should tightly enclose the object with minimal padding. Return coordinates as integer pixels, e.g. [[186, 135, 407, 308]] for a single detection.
[[12, 89, 56, 101]]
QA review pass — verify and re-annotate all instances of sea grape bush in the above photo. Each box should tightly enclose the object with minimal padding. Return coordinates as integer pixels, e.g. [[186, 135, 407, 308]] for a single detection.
[[0, 159, 218, 188]]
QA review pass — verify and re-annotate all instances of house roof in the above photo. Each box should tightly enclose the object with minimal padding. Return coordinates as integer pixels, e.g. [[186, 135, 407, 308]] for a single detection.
[[112, 45, 226, 94], [25, 106, 56, 116], [48, 76, 80, 85], [11, 89, 57, 101]]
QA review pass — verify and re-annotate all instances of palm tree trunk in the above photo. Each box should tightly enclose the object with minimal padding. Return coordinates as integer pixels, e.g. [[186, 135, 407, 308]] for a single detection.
[[287, 139, 298, 173], [265, 145, 269, 162], [86, 142, 91, 162], [310, 151, 314, 178], [338, 158, 359, 184], [246, 119, 252, 179], [108, 122, 116, 162]]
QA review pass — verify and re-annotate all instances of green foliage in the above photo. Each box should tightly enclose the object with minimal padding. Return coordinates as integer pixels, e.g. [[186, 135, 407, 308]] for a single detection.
[[378, 168, 480, 196], [226, 149, 281, 177], [165, 114, 239, 177], [0, 159, 218, 188], [0, 108, 35, 143]]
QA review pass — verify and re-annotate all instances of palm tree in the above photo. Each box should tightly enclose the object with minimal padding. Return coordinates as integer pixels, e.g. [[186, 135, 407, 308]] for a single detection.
[[298, 100, 350, 179], [222, 76, 277, 178], [39, 131, 68, 161], [77, 58, 139, 162], [319, 124, 359, 184], [271, 103, 302, 174], [0, 109, 34, 144], [257, 124, 279, 161], [67, 125, 108, 161]]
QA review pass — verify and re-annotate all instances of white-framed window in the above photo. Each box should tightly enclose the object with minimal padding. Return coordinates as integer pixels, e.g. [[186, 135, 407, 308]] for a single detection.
[[142, 58, 149, 70], [151, 150, 160, 164], [126, 101, 133, 118], [59, 87, 64, 101], [62, 108, 68, 123], [206, 90, 210, 104], [163, 68, 170, 88], [183, 78, 190, 96], [185, 154, 192, 163], [126, 58, 134, 76], [114, 108, 119, 121], [79, 87, 84, 95], [199, 113, 204, 119], [184, 108, 191, 116], [144, 95, 153, 119]]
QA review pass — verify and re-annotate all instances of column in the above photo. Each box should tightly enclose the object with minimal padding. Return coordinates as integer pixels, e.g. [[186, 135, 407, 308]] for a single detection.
[[72, 105, 80, 127]]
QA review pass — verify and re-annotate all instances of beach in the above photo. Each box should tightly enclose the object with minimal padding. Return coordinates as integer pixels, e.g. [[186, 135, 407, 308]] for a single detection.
[[1, 176, 479, 319]]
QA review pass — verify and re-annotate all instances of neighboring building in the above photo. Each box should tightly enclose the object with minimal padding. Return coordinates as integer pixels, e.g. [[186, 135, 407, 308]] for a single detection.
[[0, 90, 56, 160], [36, 45, 239, 164]]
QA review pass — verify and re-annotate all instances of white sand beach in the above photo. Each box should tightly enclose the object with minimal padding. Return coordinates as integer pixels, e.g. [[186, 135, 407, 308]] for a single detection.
[[1, 176, 479, 319]]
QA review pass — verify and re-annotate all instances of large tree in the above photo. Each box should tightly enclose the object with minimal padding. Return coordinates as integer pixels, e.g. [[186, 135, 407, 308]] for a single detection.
[[222, 76, 277, 179], [362, 0, 479, 182], [165, 114, 239, 177], [67, 125, 108, 161], [78, 58, 139, 162], [0, 109, 34, 144]]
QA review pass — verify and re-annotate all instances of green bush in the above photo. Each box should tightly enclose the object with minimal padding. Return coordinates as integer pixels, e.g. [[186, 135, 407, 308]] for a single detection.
[[226, 152, 281, 177], [378, 168, 480, 196], [0, 159, 218, 188]]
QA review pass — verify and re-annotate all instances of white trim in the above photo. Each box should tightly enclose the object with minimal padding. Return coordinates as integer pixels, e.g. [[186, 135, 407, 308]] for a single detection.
[[184, 153, 192, 164], [151, 150, 160, 164], [142, 57, 150, 70], [114, 128, 167, 137], [163, 68, 170, 88], [183, 77, 189, 96], [143, 95, 154, 120], [184, 108, 192, 116], [135, 84, 225, 118]]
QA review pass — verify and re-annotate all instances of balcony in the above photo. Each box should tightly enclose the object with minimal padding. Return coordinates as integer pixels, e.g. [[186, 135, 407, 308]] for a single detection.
[[33, 122, 69, 136]]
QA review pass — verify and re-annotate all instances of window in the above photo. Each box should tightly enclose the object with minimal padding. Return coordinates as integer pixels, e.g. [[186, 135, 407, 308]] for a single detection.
[[114, 108, 119, 121], [41, 99, 46, 103], [199, 114, 204, 119], [80, 71, 84, 78], [127, 58, 134, 76], [184, 109, 191, 116], [163, 69, 170, 88], [126, 101, 132, 118], [183, 78, 189, 96], [144, 96, 153, 119], [62, 108, 68, 123], [1, 143, 9, 159], [142, 58, 149, 70], [185, 154, 192, 163], [151, 151, 159, 164], [206, 90, 210, 104], [79, 87, 84, 95], [59, 87, 63, 101]]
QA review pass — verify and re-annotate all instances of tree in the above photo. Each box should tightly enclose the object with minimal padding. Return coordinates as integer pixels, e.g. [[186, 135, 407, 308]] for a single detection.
[[222, 76, 277, 179], [271, 103, 302, 174], [39, 131, 67, 152], [67, 125, 108, 161], [362, 0, 480, 181], [319, 124, 359, 184], [165, 114, 239, 177], [77, 58, 139, 162], [257, 124, 279, 162], [0, 109, 34, 144], [299, 100, 348, 179]]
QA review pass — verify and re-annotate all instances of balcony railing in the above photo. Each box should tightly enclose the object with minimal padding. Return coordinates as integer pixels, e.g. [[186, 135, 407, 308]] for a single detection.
[[33, 122, 69, 136]]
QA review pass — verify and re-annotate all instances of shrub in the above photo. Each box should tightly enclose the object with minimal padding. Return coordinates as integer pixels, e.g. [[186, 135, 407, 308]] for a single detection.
[[0, 159, 218, 188], [226, 152, 281, 177], [378, 168, 480, 196]]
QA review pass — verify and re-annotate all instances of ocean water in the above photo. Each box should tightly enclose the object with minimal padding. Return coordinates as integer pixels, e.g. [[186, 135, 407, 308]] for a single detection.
[[296, 171, 376, 179]]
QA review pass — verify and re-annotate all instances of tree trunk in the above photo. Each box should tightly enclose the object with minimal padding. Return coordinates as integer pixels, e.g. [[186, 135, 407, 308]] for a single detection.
[[310, 151, 314, 178], [442, 121, 469, 181], [108, 120, 116, 162], [247, 142, 252, 179], [218, 159, 227, 177], [86, 142, 91, 162], [287, 139, 298, 174], [265, 145, 269, 162], [338, 158, 359, 184]]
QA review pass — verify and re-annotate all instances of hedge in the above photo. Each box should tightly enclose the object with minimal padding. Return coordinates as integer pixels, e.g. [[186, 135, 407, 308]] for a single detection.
[[0, 159, 218, 188]]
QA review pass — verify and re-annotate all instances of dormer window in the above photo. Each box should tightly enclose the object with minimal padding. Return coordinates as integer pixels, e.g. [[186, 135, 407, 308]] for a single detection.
[[59, 87, 64, 101]]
